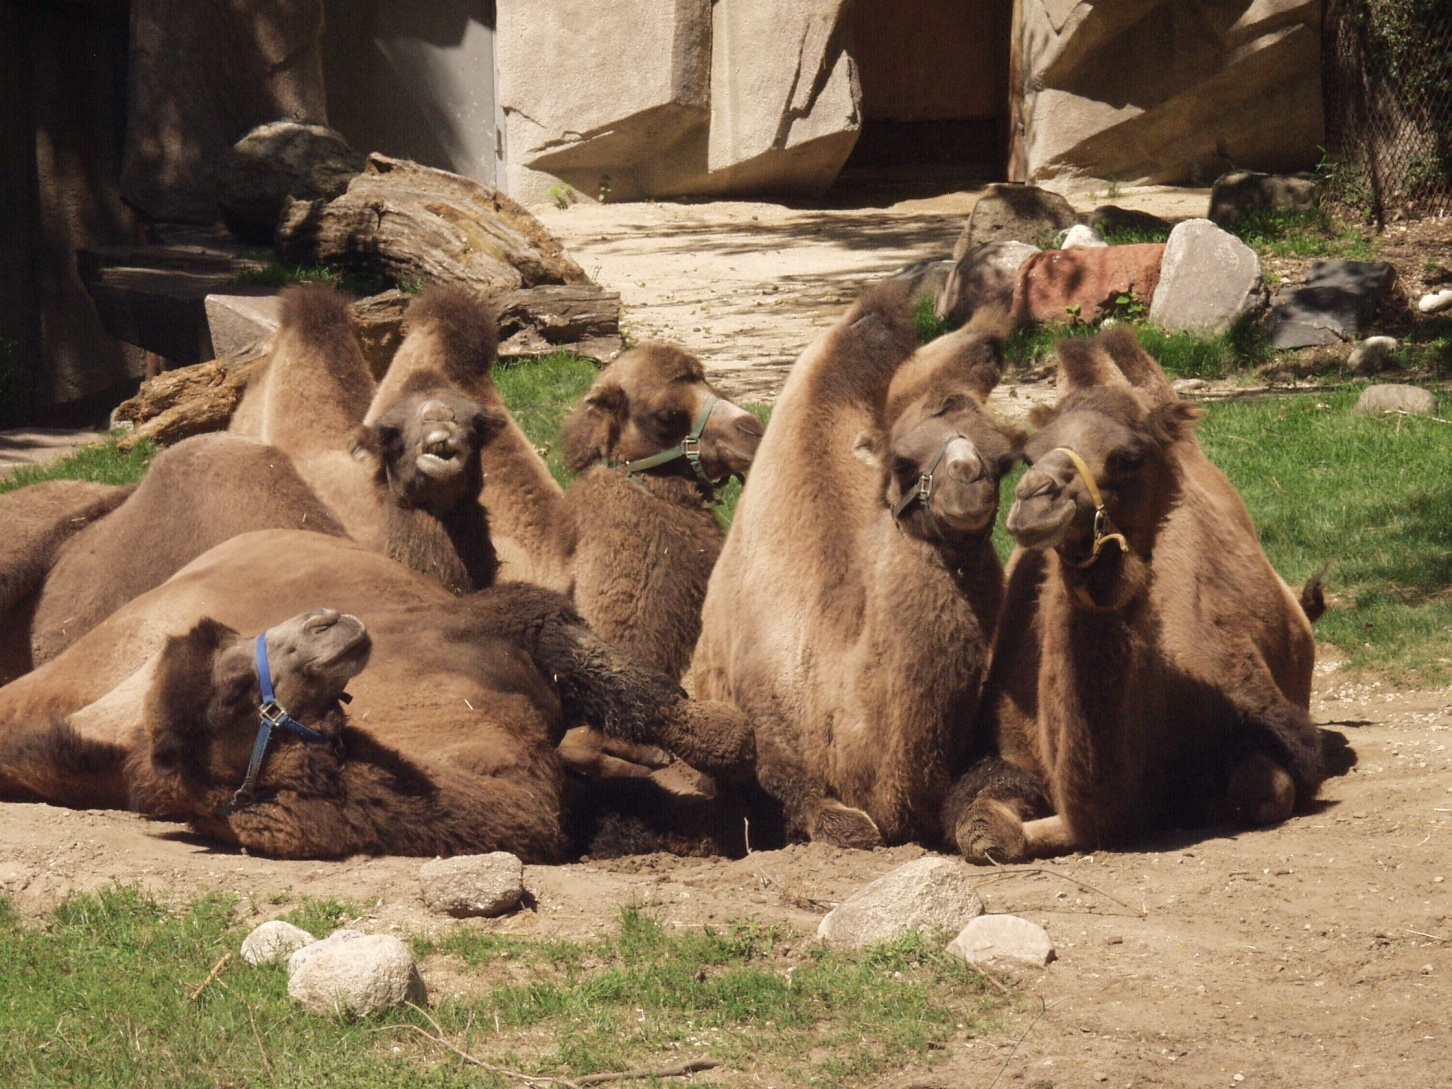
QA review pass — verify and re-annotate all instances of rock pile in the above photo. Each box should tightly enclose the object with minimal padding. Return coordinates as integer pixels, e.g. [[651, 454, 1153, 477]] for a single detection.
[[241, 921, 428, 1019]]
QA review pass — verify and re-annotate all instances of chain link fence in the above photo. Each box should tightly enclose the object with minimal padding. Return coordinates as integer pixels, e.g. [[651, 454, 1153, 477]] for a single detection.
[[1323, 0, 1452, 222]]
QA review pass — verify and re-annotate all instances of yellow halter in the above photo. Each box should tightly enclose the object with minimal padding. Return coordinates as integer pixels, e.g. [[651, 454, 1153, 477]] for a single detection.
[[1050, 447, 1133, 611]]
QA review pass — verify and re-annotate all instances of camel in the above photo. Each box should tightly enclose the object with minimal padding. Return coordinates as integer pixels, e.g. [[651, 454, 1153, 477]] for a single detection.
[[228, 283, 379, 542], [0, 480, 135, 684], [16, 299, 508, 664], [944, 329, 1327, 864], [0, 532, 756, 860], [372, 285, 763, 679], [692, 283, 1023, 850]]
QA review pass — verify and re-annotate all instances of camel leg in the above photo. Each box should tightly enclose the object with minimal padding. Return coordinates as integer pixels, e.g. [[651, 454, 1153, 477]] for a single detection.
[[944, 757, 1052, 864], [1019, 815, 1083, 859], [754, 743, 882, 850]]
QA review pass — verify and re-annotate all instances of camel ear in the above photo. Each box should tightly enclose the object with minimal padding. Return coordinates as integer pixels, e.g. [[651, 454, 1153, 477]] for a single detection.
[[1148, 399, 1205, 447], [997, 424, 1029, 473], [143, 618, 237, 774], [348, 424, 381, 469], [560, 381, 626, 471], [851, 428, 885, 469], [1027, 403, 1056, 429], [1056, 338, 1129, 394], [1099, 327, 1175, 402]]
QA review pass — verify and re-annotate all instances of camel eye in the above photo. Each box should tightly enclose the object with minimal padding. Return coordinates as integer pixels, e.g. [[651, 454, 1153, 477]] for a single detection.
[[1109, 449, 1144, 474]]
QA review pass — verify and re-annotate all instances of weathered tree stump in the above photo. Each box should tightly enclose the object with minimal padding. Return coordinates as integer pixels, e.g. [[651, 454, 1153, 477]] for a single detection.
[[277, 154, 590, 292]]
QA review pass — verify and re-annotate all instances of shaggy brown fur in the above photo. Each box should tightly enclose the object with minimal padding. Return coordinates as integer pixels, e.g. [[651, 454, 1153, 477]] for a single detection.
[[373, 286, 763, 680], [0, 533, 756, 860], [554, 343, 763, 679], [229, 284, 380, 541], [28, 434, 346, 664], [353, 373, 503, 594], [945, 328, 1326, 863], [693, 283, 1021, 849], [0, 481, 134, 683], [365, 285, 571, 590]]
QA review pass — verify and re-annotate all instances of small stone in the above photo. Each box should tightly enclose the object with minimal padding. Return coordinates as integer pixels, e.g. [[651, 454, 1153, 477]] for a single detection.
[[817, 857, 984, 947], [1418, 288, 1452, 314], [287, 928, 366, 977], [1058, 224, 1108, 249], [1352, 384, 1439, 419], [287, 934, 427, 1018], [1208, 170, 1322, 226], [241, 920, 315, 967], [1348, 336, 1399, 376], [947, 914, 1056, 968], [420, 852, 526, 918]]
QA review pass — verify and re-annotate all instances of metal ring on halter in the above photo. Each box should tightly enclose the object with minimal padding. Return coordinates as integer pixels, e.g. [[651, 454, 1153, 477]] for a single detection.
[[607, 395, 723, 490]]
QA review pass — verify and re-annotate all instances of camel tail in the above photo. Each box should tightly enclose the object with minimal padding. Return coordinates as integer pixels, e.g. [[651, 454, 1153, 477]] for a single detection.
[[1300, 562, 1331, 624]]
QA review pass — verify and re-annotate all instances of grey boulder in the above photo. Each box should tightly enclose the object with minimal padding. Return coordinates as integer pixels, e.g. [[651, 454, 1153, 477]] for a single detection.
[[1268, 260, 1397, 349], [1058, 224, 1108, 249], [1208, 170, 1323, 226], [287, 933, 427, 1018], [287, 928, 366, 977], [1348, 336, 1399, 376], [953, 184, 1077, 259], [1148, 219, 1264, 336], [817, 856, 984, 947], [419, 852, 526, 918], [217, 121, 367, 244], [1353, 384, 1439, 418], [948, 914, 1056, 968]]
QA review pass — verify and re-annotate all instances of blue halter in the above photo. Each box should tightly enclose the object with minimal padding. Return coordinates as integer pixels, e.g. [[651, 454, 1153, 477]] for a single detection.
[[217, 633, 330, 817]]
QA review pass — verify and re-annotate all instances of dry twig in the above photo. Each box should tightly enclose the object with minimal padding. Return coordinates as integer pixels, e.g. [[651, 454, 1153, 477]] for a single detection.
[[187, 952, 231, 1002], [249, 1007, 277, 1085], [381, 1003, 721, 1088], [742, 819, 838, 912], [985, 995, 1051, 1089], [972, 865, 1148, 918]]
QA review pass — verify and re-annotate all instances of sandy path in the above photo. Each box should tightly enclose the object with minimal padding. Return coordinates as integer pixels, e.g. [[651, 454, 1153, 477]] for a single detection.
[[536, 188, 1212, 405]]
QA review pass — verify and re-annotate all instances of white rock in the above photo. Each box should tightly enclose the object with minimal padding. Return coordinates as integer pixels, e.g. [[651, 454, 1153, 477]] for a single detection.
[[419, 852, 526, 918], [1058, 224, 1108, 249], [287, 928, 365, 977], [241, 920, 316, 967], [287, 933, 427, 1018], [1417, 288, 1452, 314], [817, 856, 984, 947], [1347, 335, 1399, 376], [948, 914, 1057, 968], [1148, 218, 1264, 336]]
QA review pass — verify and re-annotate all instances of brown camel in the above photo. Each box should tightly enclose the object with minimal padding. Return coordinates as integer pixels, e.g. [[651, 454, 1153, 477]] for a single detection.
[[0, 480, 135, 684], [692, 283, 1022, 850], [228, 283, 379, 542], [373, 285, 762, 679], [0, 533, 755, 860], [944, 329, 1326, 864]]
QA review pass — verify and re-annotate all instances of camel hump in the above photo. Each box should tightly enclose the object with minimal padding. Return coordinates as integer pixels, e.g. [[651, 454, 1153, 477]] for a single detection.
[[843, 279, 917, 362], [403, 284, 500, 386], [277, 282, 354, 344], [1299, 562, 1331, 623]]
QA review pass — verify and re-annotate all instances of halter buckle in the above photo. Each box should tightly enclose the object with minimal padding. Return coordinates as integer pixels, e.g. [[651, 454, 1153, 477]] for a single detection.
[[259, 701, 288, 729]]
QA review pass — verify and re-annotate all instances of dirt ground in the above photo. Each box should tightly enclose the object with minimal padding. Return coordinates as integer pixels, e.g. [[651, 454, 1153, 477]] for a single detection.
[[4, 192, 1450, 1086], [2, 657, 1447, 1088]]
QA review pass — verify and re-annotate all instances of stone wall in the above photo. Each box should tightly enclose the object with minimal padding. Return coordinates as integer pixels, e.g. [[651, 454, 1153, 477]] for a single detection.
[[1015, 0, 1324, 189]]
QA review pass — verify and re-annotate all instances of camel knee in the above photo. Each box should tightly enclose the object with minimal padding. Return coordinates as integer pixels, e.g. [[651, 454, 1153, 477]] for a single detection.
[[1227, 752, 1296, 826], [957, 798, 1029, 865], [810, 799, 884, 850]]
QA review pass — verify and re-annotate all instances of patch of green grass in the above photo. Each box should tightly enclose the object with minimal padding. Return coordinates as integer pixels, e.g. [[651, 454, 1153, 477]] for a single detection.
[[232, 262, 416, 298], [1399, 314, 1452, 377], [492, 351, 600, 486], [1197, 389, 1452, 685], [1006, 321, 1268, 380], [0, 435, 156, 494], [1098, 223, 1172, 246], [1227, 207, 1374, 261], [912, 293, 960, 345], [1, 888, 1002, 1088]]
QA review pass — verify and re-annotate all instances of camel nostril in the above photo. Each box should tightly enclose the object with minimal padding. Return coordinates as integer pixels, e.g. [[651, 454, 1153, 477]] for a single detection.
[[737, 416, 765, 438], [1019, 476, 1055, 500]]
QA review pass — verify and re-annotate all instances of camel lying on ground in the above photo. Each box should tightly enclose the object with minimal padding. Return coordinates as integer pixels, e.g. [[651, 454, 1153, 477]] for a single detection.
[[375, 285, 763, 680], [693, 283, 1022, 849], [0, 531, 754, 860], [8, 289, 506, 665], [944, 329, 1327, 863]]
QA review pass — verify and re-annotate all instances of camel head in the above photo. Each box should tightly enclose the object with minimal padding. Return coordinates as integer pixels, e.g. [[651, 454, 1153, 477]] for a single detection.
[[560, 343, 764, 487], [354, 376, 502, 513], [1008, 331, 1202, 558], [859, 319, 1022, 546], [131, 610, 370, 818]]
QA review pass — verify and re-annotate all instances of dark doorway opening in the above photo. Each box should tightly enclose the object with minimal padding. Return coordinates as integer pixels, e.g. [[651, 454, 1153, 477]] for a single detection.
[[832, 0, 1012, 203]]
